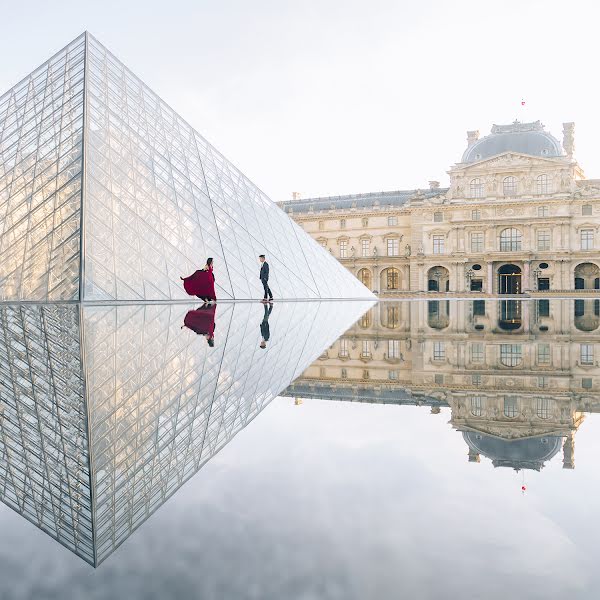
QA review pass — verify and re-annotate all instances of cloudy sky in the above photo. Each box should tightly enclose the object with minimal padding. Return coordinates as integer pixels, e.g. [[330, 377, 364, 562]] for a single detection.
[[1, 0, 598, 200]]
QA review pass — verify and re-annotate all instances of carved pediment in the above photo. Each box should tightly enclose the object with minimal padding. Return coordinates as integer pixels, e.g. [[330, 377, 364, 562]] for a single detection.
[[452, 151, 567, 173]]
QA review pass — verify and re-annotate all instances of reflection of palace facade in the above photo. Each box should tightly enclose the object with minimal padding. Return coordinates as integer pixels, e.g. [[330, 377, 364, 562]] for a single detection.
[[280, 121, 600, 295], [284, 300, 600, 471]]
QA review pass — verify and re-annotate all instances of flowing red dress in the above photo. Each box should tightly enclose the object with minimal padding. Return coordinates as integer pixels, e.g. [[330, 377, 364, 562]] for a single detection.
[[182, 266, 216, 300]]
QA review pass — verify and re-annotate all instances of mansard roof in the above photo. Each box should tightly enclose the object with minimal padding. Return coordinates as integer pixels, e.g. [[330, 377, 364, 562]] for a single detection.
[[279, 188, 448, 214]]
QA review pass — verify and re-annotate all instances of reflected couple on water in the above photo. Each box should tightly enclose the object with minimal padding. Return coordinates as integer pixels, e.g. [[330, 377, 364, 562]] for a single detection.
[[183, 301, 274, 349], [181, 255, 274, 304]]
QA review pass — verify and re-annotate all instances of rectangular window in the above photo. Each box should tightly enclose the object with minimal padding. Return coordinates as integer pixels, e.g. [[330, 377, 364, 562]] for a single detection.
[[537, 344, 551, 365], [363, 369, 370, 380], [580, 344, 594, 365], [388, 340, 400, 359], [582, 204, 593, 216], [388, 216, 398, 226], [318, 221, 324, 231], [340, 219, 346, 229], [388, 370, 399, 381], [361, 340, 371, 358], [341, 368, 348, 379], [581, 229, 594, 250], [471, 343, 484, 363], [538, 376, 548, 388], [433, 341, 445, 361], [470, 232, 483, 252], [470, 279, 483, 291], [537, 230, 551, 251], [319, 367, 326, 378], [434, 374, 444, 384], [472, 374, 482, 386], [434, 211, 443, 222], [470, 396, 482, 416], [361, 239, 370, 257], [433, 235, 445, 254], [582, 378, 593, 389], [339, 240, 348, 258], [471, 209, 481, 221], [339, 338, 349, 358], [387, 238, 399, 256], [538, 206, 549, 217], [473, 299, 486, 315]]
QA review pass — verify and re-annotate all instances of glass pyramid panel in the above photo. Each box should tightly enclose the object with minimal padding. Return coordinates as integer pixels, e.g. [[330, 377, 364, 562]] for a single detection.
[[0, 300, 373, 565], [0, 35, 85, 301], [82, 34, 373, 301]]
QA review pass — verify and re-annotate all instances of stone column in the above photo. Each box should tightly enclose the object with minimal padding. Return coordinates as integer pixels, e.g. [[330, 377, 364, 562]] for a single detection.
[[563, 432, 575, 469], [487, 262, 494, 294], [523, 261, 531, 292]]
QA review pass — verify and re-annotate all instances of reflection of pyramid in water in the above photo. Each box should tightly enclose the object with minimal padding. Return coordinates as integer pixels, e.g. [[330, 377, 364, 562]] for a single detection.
[[0, 300, 372, 566], [0, 33, 372, 301]]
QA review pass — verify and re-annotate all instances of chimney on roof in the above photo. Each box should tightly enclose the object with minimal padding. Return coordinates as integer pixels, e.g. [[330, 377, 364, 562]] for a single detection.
[[429, 180, 440, 190], [562, 122, 575, 159], [467, 130, 480, 147], [292, 191, 301, 200]]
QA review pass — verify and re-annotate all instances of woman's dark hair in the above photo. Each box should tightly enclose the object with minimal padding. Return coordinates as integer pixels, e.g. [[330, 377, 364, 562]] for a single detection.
[[206, 257, 213, 266], [207, 338, 215, 347]]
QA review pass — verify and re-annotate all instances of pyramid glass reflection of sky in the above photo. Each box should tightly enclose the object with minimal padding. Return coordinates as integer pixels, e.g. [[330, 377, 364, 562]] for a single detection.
[[0, 300, 373, 566], [0, 32, 373, 301]]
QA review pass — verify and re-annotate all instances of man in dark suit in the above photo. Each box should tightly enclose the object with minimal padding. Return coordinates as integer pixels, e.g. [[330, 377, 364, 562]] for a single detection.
[[259, 254, 273, 302], [259, 302, 273, 349]]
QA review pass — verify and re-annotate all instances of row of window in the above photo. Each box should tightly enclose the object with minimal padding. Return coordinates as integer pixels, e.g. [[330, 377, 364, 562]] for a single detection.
[[321, 367, 400, 380], [319, 215, 400, 231], [469, 396, 552, 419], [469, 174, 552, 198], [428, 227, 596, 254]]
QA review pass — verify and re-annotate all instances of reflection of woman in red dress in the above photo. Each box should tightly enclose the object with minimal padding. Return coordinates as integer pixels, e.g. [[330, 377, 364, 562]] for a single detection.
[[182, 305, 216, 347], [181, 258, 216, 303]]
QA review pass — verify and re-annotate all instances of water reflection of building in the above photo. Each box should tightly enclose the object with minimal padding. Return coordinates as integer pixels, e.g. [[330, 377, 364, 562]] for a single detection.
[[280, 121, 600, 295], [284, 300, 600, 471], [0, 301, 369, 565]]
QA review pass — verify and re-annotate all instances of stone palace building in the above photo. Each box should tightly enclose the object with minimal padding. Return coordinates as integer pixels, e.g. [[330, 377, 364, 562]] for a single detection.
[[280, 120, 600, 295]]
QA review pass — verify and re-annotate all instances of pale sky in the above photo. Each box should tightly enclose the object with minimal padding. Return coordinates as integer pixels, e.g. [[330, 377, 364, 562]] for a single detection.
[[1, 0, 599, 201]]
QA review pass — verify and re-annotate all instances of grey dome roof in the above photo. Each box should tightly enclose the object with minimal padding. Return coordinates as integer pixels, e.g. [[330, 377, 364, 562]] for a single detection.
[[463, 431, 562, 471], [462, 120, 563, 163]]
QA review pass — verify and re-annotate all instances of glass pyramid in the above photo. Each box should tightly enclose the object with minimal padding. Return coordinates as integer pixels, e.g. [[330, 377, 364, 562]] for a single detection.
[[0, 300, 373, 566], [0, 32, 373, 301]]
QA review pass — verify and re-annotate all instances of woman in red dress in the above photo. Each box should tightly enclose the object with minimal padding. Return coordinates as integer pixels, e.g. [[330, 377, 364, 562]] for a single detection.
[[181, 257, 216, 303]]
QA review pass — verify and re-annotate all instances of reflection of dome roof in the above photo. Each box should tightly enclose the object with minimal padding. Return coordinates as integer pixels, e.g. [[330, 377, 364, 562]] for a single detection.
[[462, 431, 562, 471], [462, 121, 563, 163]]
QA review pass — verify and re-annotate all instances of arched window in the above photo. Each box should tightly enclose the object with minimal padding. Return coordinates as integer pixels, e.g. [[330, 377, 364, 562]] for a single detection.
[[470, 178, 483, 198], [536, 398, 551, 419], [382, 305, 400, 329], [503, 176, 517, 196], [503, 396, 518, 418], [386, 268, 400, 290], [536, 174, 550, 194], [499, 228, 522, 252], [500, 344, 522, 367], [359, 309, 372, 328], [357, 268, 371, 289], [470, 396, 482, 416]]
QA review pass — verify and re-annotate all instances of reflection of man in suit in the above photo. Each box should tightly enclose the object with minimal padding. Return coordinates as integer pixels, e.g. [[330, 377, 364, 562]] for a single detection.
[[259, 254, 273, 302], [260, 303, 273, 349]]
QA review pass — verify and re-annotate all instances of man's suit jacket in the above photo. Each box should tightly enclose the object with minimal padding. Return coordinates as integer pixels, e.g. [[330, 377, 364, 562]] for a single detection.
[[260, 261, 269, 281]]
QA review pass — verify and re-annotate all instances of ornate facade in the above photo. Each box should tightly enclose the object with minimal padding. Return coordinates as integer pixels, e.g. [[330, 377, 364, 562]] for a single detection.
[[283, 300, 600, 471], [280, 121, 600, 295]]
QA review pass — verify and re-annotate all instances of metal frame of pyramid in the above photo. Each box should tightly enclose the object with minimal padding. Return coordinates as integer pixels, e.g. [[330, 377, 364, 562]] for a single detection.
[[0, 32, 374, 302], [0, 300, 373, 566]]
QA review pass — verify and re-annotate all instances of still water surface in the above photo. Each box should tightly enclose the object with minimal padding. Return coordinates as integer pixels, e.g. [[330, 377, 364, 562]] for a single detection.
[[1, 299, 599, 599]]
